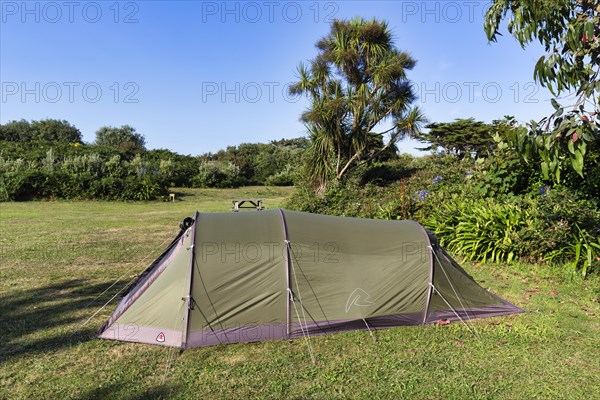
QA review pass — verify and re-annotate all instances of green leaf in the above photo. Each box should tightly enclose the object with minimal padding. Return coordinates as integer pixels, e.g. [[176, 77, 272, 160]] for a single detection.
[[585, 21, 594, 42], [578, 139, 587, 157], [571, 149, 584, 178], [541, 161, 549, 179], [567, 139, 575, 154]]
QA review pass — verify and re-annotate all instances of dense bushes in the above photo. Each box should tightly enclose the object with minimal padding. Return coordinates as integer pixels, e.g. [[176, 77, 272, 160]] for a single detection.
[[0, 119, 306, 200], [0, 139, 303, 200], [199, 139, 306, 186], [191, 161, 242, 188], [422, 190, 600, 276], [0, 152, 169, 201], [286, 153, 600, 275], [424, 196, 527, 263]]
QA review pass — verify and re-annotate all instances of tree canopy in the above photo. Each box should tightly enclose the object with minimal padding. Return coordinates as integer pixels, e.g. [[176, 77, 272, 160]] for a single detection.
[[94, 125, 146, 154], [0, 119, 82, 143], [417, 118, 495, 158], [290, 18, 426, 190]]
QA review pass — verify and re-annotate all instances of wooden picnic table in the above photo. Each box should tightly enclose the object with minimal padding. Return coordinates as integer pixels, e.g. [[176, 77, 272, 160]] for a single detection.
[[231, 199, 264, 211]]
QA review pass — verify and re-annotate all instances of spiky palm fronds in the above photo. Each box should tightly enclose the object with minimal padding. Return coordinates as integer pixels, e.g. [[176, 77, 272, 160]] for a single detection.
[[290, 18, 426, 189]]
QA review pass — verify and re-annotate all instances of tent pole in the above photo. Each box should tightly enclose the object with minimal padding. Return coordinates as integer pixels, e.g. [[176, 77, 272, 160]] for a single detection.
[[410, 221, 434, 325], [277, 209, 292, 338], [422, 244, 434, 325], [181, 211, 199, 349]]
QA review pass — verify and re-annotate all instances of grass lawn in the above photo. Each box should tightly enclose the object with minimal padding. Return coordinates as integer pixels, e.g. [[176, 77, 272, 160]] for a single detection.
[[1, 186, 599, 399]]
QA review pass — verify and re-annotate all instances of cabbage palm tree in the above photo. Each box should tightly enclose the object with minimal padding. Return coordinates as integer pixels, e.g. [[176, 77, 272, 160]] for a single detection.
[[290, 18, 427, 190]]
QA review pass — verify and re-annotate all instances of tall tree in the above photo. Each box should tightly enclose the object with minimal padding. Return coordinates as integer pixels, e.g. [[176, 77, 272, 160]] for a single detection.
[[485, 0, 599, 181], [94, 125, 146, 154], [289, 18, 426, 190], [418, 118, 495, 158]]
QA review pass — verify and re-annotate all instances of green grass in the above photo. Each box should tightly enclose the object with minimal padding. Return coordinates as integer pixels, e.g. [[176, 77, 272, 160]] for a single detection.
[[1, 186, 599, 399]]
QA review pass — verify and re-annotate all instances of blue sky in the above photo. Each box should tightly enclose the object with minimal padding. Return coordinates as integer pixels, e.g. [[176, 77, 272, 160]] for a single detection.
[[1, 1, 554, 155]]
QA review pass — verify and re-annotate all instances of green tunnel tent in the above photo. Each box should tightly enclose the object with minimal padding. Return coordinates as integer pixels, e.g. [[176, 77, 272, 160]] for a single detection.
[[98, 210, 523, 348]]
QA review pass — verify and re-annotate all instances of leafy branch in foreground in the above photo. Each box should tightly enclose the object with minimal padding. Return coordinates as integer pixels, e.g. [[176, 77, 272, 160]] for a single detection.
[[485, 0, 599, 182]]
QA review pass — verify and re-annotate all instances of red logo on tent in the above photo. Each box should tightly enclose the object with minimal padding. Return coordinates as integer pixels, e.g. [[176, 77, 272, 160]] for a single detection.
[[156, 332, 165, 342]]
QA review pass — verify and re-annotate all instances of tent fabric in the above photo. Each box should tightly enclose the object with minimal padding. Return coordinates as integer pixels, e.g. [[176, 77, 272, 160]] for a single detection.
[[98, 210, 524, 348]]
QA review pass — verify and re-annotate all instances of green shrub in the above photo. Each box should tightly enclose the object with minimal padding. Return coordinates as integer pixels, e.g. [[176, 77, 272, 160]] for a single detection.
[[545, 226, 600, 277], [265, 164, 295, 186], [120, 175, 167, 201], [0, 157, 169, 201], [285, 181, 392, 218], [420, 189, 600, 275], [192, 161, 242, 188], [287, 154, 477, 221], [521, 189, 600, 273], [358, 156, 416, 186], [0, 133, 304, 201], [472, 151, 538, 197], [423, 196, 529, 263]]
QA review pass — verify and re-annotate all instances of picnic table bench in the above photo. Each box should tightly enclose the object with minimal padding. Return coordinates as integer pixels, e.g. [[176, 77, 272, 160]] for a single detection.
[[232, 199, 264, 211]]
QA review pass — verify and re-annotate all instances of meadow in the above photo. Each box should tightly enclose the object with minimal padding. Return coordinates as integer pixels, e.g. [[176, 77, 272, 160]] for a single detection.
[[1, 187, 599, 399]]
